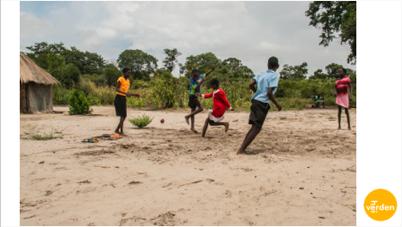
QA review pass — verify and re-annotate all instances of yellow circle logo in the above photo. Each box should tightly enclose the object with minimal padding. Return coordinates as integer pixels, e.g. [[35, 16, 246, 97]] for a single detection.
[[364, 189, 397, 221]]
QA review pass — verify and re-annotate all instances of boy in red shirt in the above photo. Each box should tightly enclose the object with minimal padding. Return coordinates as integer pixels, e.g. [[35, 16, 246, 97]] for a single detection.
[[200, 79, 232, 137]]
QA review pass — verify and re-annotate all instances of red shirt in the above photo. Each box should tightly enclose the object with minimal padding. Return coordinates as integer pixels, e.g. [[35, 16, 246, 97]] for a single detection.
[[335, 76, 351, 94], [202, 88, 231, 118]]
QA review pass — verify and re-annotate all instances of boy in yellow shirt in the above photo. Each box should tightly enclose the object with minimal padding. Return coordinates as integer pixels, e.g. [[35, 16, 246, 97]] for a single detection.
[[114, 68, 140, 135]]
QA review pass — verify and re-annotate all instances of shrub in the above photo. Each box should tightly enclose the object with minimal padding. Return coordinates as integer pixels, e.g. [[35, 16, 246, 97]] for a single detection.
[[129, 114, 153, 128], [68, 89, 91, 115]]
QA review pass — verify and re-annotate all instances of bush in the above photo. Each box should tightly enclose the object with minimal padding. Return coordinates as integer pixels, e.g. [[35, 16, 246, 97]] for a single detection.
[[68, 89, 91, 115], [129, 114, 153, 128]]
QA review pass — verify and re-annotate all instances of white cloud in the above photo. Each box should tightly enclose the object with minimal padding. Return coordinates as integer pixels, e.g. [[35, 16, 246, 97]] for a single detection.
[[20, 1, 355, 74]]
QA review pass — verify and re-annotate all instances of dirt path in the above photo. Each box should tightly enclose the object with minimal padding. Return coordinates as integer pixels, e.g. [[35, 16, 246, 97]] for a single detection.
[[20, 106, 356, 225]]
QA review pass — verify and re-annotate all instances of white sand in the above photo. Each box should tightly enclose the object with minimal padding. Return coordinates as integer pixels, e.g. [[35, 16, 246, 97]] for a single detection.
[[20, 106, 356, 225]]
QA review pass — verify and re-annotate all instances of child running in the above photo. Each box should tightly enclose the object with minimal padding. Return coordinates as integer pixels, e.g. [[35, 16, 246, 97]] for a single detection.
[[238, 56, 282, 154], [113, 68, 140, 135], [200, 79, 232, 137], [184, 69, 214, 133], [335, 68, 352, 130]]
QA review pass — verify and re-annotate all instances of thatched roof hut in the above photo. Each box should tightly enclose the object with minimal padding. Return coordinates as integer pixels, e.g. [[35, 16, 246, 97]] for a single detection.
[[20, 53, 59, 113]]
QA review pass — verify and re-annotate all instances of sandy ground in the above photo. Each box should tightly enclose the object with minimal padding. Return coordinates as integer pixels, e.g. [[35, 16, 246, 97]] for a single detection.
[[20, 106, 356, 226]]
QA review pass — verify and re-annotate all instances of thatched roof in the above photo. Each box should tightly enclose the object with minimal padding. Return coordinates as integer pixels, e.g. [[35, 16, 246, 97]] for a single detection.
[[20, 53, 59, 85]]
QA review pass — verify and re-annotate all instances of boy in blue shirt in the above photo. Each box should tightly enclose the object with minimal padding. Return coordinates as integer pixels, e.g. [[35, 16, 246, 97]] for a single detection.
[[238, 56, 282, 154], [184, 69, 209, 133]]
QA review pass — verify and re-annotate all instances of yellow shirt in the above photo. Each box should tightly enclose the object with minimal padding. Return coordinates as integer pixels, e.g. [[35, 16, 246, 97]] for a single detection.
[[117, 76, 130, 96]]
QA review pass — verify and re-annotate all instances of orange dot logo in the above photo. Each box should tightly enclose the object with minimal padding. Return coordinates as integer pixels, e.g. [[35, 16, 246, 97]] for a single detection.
[[364, 189, 397, 221]]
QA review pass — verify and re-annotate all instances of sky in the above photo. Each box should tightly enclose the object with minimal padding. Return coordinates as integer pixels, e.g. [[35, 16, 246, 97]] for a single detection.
[[20, 1, 355, 75]]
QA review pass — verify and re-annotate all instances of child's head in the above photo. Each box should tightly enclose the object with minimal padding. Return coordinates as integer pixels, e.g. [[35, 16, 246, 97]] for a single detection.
[[337, 67, 347, 78], [122, 67, 130, 77], [209, 78, 220, 89], [191, 69, 200, 78], [267, 56, 279, 71]]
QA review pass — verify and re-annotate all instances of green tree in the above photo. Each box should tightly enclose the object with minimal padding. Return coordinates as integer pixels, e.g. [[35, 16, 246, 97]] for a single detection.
[[324, 63, 344, 79], [117, 49, 158, 80], [60, 63, 81, 88], [184, 52, 221, 77], [64, 47, 105, 74], [103, 63, 121, 87], [26, 42, 67, 69], [306, 1, 356, 63], [163, 48, 181, 72], [280, 62, 308, 80], [310, 69, 329, 80], [219, 57, 253, 80]]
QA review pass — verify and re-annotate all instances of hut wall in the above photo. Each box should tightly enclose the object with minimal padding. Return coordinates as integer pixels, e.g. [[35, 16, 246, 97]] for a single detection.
[[20, 83, 29, 113], [22, 82, 53, 113]]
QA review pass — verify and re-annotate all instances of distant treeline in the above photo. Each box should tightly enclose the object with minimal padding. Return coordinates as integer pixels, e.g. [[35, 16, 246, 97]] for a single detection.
[[25, 42, 356, 110]]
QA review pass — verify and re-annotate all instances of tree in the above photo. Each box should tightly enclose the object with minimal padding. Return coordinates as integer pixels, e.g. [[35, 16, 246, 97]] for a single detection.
[[309, 69, 329, 80], [117, 49, 158, 80], [163, 48, 181, 72], [60, 63, 81, 88], [306, 1, 356, 63], [280, 62, 308, 80], [103, 64, 121, 87], [184, 52, 221, 77], [220, 57, 253, 80], [64, 47, 105, 74], [26, 42, 67, 69], [325, 63, 344, 79]]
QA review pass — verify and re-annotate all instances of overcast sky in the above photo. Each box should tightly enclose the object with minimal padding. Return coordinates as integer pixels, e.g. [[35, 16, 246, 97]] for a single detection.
[[21, 1, 355, 75]]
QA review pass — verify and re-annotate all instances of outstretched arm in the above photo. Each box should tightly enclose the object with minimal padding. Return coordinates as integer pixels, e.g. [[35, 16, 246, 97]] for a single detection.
[[201, 92, 213, 99], [115, 81, 140, 97]]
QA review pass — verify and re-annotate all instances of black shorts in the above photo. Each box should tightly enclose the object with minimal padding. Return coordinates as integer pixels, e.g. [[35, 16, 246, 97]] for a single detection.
[[248, 99, 270, 129], [188, 95, 201, 110], [114, 95, 127, 117]]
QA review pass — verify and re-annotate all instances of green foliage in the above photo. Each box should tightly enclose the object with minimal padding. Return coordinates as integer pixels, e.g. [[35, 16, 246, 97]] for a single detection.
[[68, 90, 91, 115], [184, 52, 221, 77], [306, 1, 356, 63], [64, 47, 105, 74], [129, 115, 153, 128], [60, 63, 81, 88], [117, 49, 158, 80], [149, 70, 177, 108], [280, 62, 308, 80], [163, 48, 181, 72], [103, 63, 121, 86]]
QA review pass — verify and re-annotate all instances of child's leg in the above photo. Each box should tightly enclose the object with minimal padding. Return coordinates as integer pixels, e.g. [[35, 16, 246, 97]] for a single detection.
[[345, 108, 351, 130], [186, 106, 204, 118], [337, 105, 342, 129], [238, 125, 261, 154], [120, 116, 126, 134], [210, 121, 229, 132], [185, 106, 203, 124], [202, 118, 209, 137], [115, 116, 124, 134], [190, 115, 198, 133]]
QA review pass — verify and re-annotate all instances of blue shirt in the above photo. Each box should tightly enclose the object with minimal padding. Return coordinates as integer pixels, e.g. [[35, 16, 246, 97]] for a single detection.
[[251, 70, 280, 103], [188, 73, 206, 95]]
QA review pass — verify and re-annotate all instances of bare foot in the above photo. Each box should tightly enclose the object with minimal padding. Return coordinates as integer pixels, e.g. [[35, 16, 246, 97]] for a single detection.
[[224, 123, 229, 133], [191, 128, 199, 134], [185, 116, 190, 125], [237, 149, 246, 155]]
